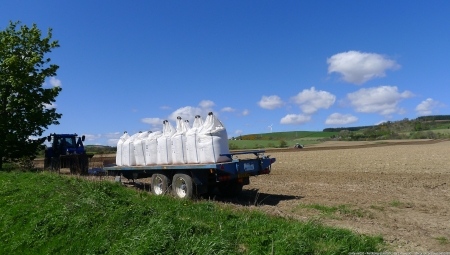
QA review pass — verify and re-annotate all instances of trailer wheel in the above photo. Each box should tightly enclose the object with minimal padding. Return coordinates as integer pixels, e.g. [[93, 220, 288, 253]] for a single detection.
[[218, 181, 244, 197], [151, 174, 171, 196], [172, 174, 193, 199]]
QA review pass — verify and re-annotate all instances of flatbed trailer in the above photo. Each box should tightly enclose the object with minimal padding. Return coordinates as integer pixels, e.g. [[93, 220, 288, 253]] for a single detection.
[[104, 150, 276, 199]]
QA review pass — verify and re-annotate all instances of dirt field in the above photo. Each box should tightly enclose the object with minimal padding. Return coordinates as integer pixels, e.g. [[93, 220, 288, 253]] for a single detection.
[[228, 140, 450, 252]]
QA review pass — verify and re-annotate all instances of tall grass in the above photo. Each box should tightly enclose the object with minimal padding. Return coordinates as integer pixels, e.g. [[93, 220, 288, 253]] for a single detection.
[[0, 172, 385, 254]]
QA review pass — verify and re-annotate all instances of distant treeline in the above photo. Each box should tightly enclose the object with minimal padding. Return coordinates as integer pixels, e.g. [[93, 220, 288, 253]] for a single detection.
[[416, 115, 450, 121], [323, 115, 450, 132], [84, 145, 116, 154], [323, 126, 374, 132]]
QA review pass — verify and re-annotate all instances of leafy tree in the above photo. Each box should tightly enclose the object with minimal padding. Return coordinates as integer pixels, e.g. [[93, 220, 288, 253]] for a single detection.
[[0, 21, 61, 169]]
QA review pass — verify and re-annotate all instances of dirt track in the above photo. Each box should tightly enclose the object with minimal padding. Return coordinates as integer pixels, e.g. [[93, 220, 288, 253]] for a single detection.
[[224, 140, 450, 252]]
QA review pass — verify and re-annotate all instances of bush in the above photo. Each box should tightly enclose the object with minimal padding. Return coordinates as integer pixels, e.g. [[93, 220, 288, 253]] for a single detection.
[[278, 140, 288, 148]]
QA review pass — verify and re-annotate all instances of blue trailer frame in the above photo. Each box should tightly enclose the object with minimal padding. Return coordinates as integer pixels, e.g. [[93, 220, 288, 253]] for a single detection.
[[104, 150, 276, 199]]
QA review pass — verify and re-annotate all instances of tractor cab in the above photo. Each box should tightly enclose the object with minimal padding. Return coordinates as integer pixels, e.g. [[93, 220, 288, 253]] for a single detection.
[[46, 133, 86, 157]]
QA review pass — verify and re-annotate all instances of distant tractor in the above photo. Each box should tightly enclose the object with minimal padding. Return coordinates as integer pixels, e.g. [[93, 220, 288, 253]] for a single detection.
[[294, 143, 304, 149], [44, 133, 94, 174]]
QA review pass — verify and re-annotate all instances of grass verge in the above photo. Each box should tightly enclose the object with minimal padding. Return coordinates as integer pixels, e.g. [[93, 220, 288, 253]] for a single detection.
[[0, 172, 385, 254]]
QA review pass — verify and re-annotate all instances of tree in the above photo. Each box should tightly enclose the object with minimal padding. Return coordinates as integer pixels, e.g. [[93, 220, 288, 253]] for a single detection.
[[0, 21, 61, 169]]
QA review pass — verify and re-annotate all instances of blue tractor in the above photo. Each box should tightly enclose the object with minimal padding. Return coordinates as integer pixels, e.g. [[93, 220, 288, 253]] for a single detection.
[[44, 133, 94, 174]]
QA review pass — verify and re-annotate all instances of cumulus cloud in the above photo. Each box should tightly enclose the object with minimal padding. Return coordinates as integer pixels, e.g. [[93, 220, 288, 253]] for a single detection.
[[327, 51, 400, 85], [241, 109, 250, 116], [347, 86, 414, 115], [325, 113, 358, 125], [83, 134, 101, 141], [280, 114, 311, 125], [49, 77, 62, 87], [415, 98, 443, 116], [141, 117, 165, 127], [235, 130, 243, 135], [199, 100, 215, 108], [167, 106, 214, 122], [43, 103, 56, 109], [375, 120, 388, 125], [104, 132, 122, 139], [291, 87, 336, 114], [257, 95, 284, 110], [107, 139, 119, 146], [221, 107, 236, 112]]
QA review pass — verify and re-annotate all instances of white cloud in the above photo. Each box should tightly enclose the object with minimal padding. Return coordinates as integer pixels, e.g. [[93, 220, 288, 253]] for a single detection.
[[221, 107, 236, 112], [375, 120, 388, 125], [107, 139, 119, 146], [235, 130, 243, 135], [199, 100, 215, 108], [49, 77, 62, 87], [141, 117, 165, 127], [241, 109, 250, 116], [257, 95, 284, 110], [347, 86, 414, 115], [168, 106, 214, 122], [291, 87, 336, 114], [104, 132, 121, 139], [43, 103, 56, 109], [415, 98, 443, 116], [327, 51, 400, 85], [280, 114, 311, 125], [325, 113, 358, 125], [83, 134, 101, 141], [160, 106, 171, 110]]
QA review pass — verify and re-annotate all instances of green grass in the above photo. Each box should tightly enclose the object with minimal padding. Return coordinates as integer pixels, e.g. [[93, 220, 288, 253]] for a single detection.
[[229, 139, 320, 150], [435, 237, 449, 245], [0, 171, 385, 254], [294, 204, 370, 219]]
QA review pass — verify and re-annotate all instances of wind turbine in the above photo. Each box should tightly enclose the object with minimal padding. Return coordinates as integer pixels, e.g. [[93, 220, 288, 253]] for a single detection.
[[268, 124, 273, 133]]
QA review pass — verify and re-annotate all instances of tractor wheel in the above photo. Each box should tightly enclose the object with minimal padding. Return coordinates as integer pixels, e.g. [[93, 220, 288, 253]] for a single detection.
[[151, 174, 171, 196], [172, 174, 194, 199]]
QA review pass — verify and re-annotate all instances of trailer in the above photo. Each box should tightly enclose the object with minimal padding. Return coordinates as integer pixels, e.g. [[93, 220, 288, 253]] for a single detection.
[[104, 150, 276, 199]]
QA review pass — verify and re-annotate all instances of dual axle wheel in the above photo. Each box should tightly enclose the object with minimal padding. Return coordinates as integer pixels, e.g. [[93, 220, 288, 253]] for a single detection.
[[151, 173, 193, 199]]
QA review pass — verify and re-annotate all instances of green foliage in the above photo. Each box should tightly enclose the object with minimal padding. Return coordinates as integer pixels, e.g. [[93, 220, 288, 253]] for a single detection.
[[0, 21, 61, 169], [278, 139, 288, 148], [0, 172, 385, 254]]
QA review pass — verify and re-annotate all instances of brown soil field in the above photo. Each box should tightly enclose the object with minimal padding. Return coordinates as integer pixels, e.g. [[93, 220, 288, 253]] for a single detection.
[[227, 140, 450, 252]]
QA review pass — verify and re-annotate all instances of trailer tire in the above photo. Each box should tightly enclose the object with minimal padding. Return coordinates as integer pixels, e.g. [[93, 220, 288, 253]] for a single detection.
[[218, 181, 244, 197], [151, 174, 171, 196], [172, 174, 193, 199]]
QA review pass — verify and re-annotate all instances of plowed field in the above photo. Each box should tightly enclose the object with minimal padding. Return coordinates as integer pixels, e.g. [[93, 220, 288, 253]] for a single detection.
[[221, 140, 450, 252]]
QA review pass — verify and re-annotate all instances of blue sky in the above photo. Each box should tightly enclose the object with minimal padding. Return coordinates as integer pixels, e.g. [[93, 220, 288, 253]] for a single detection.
[[2, 1, 450, 145]]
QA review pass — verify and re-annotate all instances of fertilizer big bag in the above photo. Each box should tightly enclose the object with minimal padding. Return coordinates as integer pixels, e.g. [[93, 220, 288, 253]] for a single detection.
[[186, 115, 204, 164], [157, 120, 176, 165], [198, 112, 231, 164], [122, 132, 142, 166], [116, 132, 130, 166], [134, 131, 152, 166], [144, 131, 162, 165], [171, 117, 190, 164]]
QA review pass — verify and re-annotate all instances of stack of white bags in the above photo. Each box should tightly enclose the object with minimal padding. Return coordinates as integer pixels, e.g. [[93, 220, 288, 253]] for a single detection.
[[116, 112, 231, 166]]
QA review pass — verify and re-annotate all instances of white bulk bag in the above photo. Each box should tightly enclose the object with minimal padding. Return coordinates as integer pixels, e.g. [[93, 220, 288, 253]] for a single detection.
[[171, 117, 190, 164], [122, 132, 142, 166], [116, 132, 130, 166], [157, 120, 176, 165], [198, 112, 231, 164], [186, 115, 204, 164], [144, 131, 162, 165], [134, 131, 152, 166]]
